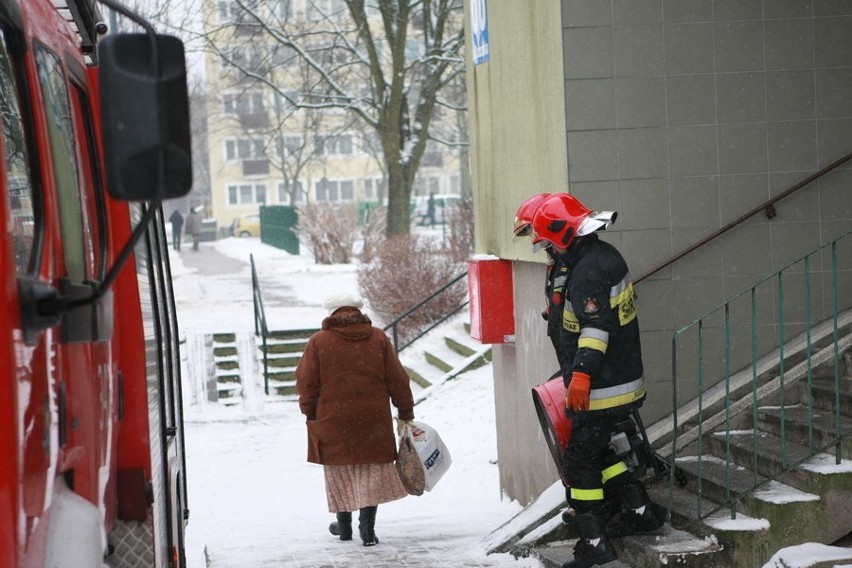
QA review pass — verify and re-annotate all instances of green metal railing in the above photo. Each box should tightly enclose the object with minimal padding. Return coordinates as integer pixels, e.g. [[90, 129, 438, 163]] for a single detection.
[[383, 271, 469, 353], [250, 254, 272, 395], [666, 230, 851, 522]]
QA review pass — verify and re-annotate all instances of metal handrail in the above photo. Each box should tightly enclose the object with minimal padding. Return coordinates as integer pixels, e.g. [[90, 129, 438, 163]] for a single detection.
[[636, 151, 852, 284], [666, 230, 851, 524], [382, 270, 469, 353], [250, 254, 271, 395]]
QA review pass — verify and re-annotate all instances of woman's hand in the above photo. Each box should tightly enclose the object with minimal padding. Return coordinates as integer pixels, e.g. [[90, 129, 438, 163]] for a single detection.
[[397, 418, 413, 437]]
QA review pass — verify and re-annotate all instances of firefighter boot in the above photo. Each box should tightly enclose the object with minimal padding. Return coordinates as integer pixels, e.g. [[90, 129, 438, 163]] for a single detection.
[[328, 512, 352, 541], [561, 513, 617, 568], [607, 483, 663, 538], [359, 506, 379, 546]]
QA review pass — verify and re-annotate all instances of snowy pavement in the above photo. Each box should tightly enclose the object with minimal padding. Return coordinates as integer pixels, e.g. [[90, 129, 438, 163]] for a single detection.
[[171, 238, 543, 568], [171, 237, 852, 568]]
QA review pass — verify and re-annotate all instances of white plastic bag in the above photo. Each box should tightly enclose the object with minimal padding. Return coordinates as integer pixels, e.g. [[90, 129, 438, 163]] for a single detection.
[[409, 420, 452, 491]]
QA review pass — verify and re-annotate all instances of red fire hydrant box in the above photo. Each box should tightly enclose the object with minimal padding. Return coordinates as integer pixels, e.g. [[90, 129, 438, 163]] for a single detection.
[[468, 257, 515, 343]]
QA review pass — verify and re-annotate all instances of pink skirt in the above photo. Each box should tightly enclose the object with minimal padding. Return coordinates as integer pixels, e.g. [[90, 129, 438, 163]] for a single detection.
[[323, 463, 408, 512]]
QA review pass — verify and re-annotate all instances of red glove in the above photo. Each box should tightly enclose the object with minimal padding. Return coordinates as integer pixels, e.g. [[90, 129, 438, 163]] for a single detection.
[[566, 371, 591, 412]]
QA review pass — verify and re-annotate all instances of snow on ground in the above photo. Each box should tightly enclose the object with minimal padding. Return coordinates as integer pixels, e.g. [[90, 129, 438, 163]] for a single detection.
[[171, 237, 852, 568], [171, 237, 542, 567]]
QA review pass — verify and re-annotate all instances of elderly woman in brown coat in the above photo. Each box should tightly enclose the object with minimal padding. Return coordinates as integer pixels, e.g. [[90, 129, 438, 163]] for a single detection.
[[295, 292, 415, 547]]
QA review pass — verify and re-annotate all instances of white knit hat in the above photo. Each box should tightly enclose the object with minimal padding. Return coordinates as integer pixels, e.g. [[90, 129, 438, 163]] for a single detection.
[[324, 292, 364, 314]]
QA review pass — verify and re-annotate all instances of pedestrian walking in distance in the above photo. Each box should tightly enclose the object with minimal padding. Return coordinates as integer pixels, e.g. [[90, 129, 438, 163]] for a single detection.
[[185, 207, 202, 251], [295, 292, 415, 547], [529, 193, 663, 568], [169, 209, 184, 251]]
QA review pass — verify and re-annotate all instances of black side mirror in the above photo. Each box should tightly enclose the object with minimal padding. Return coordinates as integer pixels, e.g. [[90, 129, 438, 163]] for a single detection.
[[98, 33, 192, 201]]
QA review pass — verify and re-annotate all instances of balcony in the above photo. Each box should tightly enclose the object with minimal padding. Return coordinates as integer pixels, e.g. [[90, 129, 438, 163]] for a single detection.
[[242, 160, 270, 176]]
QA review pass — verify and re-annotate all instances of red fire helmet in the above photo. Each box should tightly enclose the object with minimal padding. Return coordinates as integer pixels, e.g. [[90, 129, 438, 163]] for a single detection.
[[531, 193, 617, 250]]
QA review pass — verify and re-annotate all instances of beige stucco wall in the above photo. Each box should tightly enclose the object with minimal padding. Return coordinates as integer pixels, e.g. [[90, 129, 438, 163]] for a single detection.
[[465, 0, 574, 503], [466, 1, 568, 261]]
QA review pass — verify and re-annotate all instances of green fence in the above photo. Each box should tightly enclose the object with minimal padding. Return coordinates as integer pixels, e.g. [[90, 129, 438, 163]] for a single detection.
[[667, 229, 852, 521], [260, 205, 299, 255]]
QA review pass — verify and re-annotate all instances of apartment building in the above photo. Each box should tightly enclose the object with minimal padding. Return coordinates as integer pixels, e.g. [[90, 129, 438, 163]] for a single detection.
[[202, 0, 462, 234]]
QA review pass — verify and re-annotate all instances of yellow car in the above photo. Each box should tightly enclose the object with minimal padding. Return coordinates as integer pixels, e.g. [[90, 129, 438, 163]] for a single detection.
[[231, 214, 261, 237]]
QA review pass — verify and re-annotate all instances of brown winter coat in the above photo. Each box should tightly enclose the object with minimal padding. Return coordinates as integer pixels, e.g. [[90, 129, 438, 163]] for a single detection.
[[295, 308, 415, 466]]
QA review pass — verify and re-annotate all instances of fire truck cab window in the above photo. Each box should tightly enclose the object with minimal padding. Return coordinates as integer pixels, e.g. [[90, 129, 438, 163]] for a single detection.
[[35, 46, 90, 283], [0, 32, 36, 274]]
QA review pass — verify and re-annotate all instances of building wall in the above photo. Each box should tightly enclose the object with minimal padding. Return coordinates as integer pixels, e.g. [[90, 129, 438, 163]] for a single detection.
[[466, 0, 852, 504]]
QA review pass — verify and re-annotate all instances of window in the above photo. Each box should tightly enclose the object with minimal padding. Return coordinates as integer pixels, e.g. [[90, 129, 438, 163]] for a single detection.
[[450, 175, 460, 194], [220, 44, 264, 73], [225, 138, 266, 161], [413, 175, 441, 197], [275, 135, 303, 158], [314, 134, 353, 156], [308, 0, 347, 20], [363, 177, 385, 201], [0, 32, 36, 274], [271, 0, 292, 20], [315, 179, 354, 202], [277, 180, 304, 204], [270, 43, 296, 66], [218, 0, 259, 23], [227, 183, 267, 206], [36, 46, 91, 283], [223, 91, 264, 115]]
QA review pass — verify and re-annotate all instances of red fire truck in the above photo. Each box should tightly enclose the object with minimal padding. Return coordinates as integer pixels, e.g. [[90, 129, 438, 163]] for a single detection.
[[1, 0, 192, 566]]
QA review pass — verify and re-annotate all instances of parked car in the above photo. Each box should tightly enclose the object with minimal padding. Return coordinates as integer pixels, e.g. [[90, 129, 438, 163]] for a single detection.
[[413, 194, 461, 226], [231, 214, 261, 237]]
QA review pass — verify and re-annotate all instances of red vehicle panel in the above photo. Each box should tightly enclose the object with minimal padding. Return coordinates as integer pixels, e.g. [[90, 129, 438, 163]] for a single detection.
[[0, 1, 191, 566]]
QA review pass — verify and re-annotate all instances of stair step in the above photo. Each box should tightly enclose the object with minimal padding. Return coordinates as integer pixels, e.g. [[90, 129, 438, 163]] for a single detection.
[[258, 340, 307, 354], [213, 346, 237, 357], [673, 455, 825, 543], [265, 379, 296, 396], [403, 366, 433, 389], [808, 377, 852, 415], [266, 328, 317, 341], [617, 525, 726, 568], [758, 405, 852, 459], [444, 334, 479, 358], [424, 343, 467, 373], [259, 357, 299, 370], [645, 480, 719, 537]]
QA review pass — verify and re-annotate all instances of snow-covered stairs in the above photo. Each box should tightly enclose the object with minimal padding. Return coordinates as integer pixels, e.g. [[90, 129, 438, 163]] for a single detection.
[[211, 333, 242, 404], [498, 342, 852, 568], [400, 319, 492, 390], [255, 329, 315, 399]]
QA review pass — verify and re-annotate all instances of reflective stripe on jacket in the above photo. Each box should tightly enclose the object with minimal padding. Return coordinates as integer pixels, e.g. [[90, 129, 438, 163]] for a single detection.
[[558, 234, 645, 419]]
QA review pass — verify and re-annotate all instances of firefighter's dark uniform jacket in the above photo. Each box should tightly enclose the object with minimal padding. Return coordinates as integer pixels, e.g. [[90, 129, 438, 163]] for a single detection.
[[558, 233, 645, 422], [544, 248, 570, 369]]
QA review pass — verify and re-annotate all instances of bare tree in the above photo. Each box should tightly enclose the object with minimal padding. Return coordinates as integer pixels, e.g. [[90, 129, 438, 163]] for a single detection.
[[195, 0, 466, 236]]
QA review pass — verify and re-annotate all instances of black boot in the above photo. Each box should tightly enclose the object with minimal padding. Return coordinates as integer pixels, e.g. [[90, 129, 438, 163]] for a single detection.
[[607, 484, 663, 538], [561, 513, 616, 568], [358, 506, 379, 546], [329, 512, 352, 541]]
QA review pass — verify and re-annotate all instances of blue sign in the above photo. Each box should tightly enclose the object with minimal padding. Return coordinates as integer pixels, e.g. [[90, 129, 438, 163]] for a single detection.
[[471, 0, 490, 65]]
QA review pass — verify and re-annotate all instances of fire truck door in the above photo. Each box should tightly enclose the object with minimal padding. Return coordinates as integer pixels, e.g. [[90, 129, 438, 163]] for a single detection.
[[32, 45, 109, 511], [0, 26, 55, 555]]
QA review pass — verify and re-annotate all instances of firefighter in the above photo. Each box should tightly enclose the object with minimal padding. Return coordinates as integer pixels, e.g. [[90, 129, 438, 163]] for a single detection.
[[513, 192, 570, 369], [530, 193, 662, 568], [515, 193, 619, 524]]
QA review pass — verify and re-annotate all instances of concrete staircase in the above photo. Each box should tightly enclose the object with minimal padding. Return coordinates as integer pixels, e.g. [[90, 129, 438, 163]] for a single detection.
[[255, 328, 316, 398], [490, 331, 852, 568], [400, 318, 492, 391], [203, 316, 491, 405], [211, 333, 241, 403]]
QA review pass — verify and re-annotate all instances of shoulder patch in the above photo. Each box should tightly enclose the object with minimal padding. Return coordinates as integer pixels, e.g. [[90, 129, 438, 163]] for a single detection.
[[583, 297, 600, 314]]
